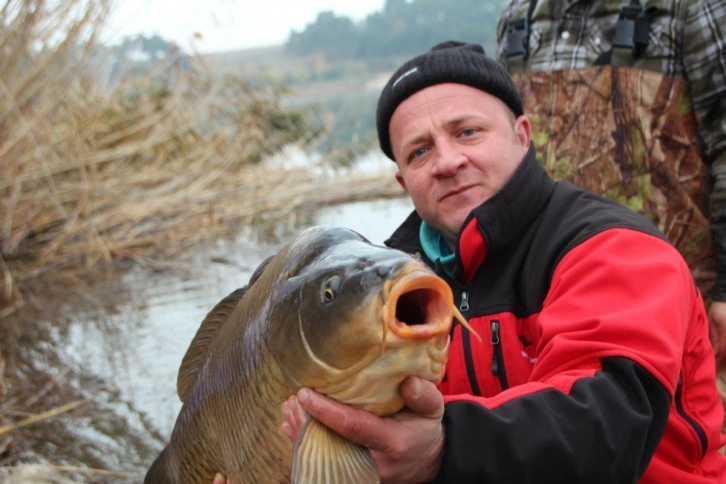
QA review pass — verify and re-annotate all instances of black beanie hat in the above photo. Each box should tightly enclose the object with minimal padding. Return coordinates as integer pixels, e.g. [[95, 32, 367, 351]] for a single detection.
[[376, 40, 524, 161]]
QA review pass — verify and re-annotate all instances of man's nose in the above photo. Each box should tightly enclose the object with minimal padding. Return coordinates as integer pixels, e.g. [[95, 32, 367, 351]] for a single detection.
[[433, 138, 467, 175]]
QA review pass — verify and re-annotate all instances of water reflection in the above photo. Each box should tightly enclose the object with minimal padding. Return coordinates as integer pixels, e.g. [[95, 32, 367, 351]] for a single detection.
[[40, 196, 412, 479], [1, 270, 167, 482]]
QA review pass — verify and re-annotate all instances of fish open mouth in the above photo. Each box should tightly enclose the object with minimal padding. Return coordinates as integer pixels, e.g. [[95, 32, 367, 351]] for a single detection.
[[384, 268, 467, 341]]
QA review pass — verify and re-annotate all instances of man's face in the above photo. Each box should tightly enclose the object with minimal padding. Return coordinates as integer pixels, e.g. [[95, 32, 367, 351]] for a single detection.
[[389, 83, 531, 245]]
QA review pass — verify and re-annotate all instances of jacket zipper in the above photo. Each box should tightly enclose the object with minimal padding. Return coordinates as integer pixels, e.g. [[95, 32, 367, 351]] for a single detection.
[[459, 290, 470, 312], [675, 377, 707, 458], [490, 320, 509, 390], [459, 291, 481, 396]]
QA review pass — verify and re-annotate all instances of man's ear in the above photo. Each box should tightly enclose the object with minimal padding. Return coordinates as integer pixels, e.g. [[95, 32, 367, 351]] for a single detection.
[[395, 171, 408, 193], [515, 115, 532, 150]]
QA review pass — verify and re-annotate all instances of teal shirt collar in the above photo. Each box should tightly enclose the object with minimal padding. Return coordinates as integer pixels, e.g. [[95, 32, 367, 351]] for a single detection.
[[419, 221, 456, 275]]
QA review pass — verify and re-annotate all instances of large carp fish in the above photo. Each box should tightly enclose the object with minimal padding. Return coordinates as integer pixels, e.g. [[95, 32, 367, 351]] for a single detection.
[[144, 225, 469, 483]]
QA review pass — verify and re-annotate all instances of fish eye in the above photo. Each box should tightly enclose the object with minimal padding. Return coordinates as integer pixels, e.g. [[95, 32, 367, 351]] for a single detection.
[[321, 275, 341, 303]]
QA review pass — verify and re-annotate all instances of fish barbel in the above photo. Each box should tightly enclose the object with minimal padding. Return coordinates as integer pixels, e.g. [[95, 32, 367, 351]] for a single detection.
[[144, 225, 471, 483]]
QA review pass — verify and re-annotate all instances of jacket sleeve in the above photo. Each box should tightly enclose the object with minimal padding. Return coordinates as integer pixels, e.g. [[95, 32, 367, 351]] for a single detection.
[[434, 358, 670, 483], [684, 0, 726, 299], [433, 229, 703, 482]]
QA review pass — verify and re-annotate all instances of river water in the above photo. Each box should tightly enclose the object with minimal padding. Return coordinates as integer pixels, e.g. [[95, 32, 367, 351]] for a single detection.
[[9, 195, 414, 481]]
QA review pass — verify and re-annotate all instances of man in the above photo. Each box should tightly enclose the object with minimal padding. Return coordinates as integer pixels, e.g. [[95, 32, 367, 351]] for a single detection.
[[496, 0, 726, 369], [280, 41, 725, 482]]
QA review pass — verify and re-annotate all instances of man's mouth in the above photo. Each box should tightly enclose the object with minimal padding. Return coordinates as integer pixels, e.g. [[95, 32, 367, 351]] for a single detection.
[[440, 185, 474, 201]]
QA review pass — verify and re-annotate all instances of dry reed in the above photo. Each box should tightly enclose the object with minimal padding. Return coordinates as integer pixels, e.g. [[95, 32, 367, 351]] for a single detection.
[[0, 0, 401, 318], [1, 464, 140, 482], [0, 2, 401, 472], [0, 399, 85, 437]]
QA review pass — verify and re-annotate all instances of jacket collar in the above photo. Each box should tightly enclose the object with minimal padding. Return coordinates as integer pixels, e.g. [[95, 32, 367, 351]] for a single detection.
[[385, 144, 555, 279], [454, 144, 554, 282], [466, 144, 554, 255]]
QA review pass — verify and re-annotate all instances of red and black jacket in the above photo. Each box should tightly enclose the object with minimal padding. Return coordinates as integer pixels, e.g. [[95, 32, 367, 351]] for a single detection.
[[385, 146, 726, 483]]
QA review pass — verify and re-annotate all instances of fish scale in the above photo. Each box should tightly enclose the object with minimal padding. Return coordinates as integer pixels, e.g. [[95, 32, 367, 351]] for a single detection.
[[143, 226, 468, 483]]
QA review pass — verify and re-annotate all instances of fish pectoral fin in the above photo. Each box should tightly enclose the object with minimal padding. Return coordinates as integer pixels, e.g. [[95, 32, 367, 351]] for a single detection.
[[291, 416, 380, 484]]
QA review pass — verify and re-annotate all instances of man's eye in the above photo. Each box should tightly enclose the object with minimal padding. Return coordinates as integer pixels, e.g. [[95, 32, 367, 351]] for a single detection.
[[410, 146, 429, 160], [459, 128, 478, 137]]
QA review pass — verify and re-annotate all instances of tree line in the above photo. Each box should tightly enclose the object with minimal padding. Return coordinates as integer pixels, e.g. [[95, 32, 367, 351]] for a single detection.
[[285, 0, 507, 61]]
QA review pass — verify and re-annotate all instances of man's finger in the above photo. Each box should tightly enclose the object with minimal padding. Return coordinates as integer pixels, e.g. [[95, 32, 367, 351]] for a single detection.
[[399, 376, 444, 418], [297, 388, 387, 449], [280, 395, 308, 441], [212, 473, 230, 484]]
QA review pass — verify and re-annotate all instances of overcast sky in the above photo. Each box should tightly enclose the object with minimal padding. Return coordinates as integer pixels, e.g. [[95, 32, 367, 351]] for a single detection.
[[106, 0, 387, 53]]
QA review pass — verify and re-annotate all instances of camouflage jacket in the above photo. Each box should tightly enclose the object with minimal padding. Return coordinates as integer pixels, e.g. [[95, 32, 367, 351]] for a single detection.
[[496, 0, 726, 300]]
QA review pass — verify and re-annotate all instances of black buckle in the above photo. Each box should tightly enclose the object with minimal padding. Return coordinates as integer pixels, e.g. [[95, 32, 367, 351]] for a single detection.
[[613, 3, 651, 56], [504, 18, 529, 59]]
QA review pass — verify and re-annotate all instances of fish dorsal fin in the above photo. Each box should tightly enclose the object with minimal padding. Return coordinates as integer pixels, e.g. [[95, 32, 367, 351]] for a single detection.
[[291, 416, 380, 484], [177, 256, 274, 403], [176, 286, 247, 403]]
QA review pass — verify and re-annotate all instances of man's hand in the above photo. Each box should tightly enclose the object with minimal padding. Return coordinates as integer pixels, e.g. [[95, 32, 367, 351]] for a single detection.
[[281, 376, 446, 484], [708, 300, 726, 371]]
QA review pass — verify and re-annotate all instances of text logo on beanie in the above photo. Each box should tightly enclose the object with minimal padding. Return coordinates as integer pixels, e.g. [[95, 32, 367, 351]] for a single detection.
[[376, 40, 524, 161]]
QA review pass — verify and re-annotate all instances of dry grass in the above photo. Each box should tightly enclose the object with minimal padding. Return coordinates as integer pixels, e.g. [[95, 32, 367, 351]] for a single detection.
[[0, 1, 403, 475], [0, 0, 401, 319], [2, 412, 143, 481], [0, 5, 402, 471], [1, 464, 139, 482], [0, 399, 85, 437]]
